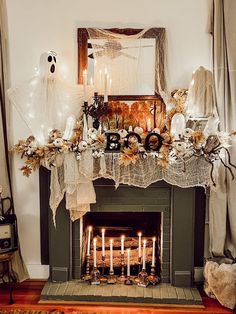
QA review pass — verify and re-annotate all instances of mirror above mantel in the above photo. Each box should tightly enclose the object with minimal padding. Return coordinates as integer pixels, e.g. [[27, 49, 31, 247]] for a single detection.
[[77, 27, 166, 101]]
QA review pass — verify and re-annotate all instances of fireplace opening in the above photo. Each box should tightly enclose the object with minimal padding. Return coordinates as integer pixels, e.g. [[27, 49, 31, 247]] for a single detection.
[[82, 212, 162, 278]]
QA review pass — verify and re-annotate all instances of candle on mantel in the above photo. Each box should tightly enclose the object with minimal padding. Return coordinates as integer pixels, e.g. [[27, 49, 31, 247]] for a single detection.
[[104, 68, 108, 103], [147, 118, 152, 132], [87, 226, 92, 256], [142, 239, 147, 270], [152, 237, 156, 267], [110, 239, 113, 272], [127, 248, 130, 277], [121, 235, 125, 255], [83, 69, 88, 102], [93, 237, 97, 267], [138, 232, 142, 259], [102, 228, 105, 257]]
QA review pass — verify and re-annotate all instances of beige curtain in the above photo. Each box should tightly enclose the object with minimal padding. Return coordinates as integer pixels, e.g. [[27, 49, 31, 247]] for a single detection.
[[0, 0, 29, 281], [208, 0, 236, 258]]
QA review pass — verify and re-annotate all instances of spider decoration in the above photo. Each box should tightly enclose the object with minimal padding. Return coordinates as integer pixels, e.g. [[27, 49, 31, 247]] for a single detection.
[[197, 135, 236, 186], [83, 92, 108, 130], [88, 39, 153, 60]]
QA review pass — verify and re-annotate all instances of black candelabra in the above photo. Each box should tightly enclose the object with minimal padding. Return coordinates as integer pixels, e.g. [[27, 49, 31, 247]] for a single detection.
[[83, 92, 108, 130]]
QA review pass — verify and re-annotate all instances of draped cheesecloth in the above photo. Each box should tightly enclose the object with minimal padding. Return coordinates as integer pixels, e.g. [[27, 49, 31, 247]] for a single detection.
[[87, 28, 166, 94], [8, 51, 96, 222]]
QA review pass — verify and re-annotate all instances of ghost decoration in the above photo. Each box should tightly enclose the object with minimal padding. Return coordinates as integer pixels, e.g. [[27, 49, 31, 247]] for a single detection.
[[8, 51, 94, 145], [171, 113, 186, 140]]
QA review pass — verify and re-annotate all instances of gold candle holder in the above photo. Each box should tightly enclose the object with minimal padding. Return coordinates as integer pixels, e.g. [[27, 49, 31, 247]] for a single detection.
[[100, 255, 108, 283], [148, 266, 160, 285], [118, 253, 126, 282], [90, 266, 100, 285], [107, 268, 116, 284], [137, 268, 149, 287], [124, 275, 133, 285], [83, 254, 91, 281]]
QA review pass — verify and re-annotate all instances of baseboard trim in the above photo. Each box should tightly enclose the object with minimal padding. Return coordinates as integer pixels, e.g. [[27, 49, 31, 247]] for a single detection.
[[26, 264, 49, 279]]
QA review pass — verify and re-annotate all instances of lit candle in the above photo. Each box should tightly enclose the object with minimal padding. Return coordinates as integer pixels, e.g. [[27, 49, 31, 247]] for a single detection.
[[121, 235, 125, 255], [102, 228, 105, 257], [90, 76, 94, 85], [127, 248, 130, 277], [104, 68, 108, 102], [142, 239, 146, 270], [152, 237, 156, 267], [93, 237, 97, 267], [99, 69, 102, 94], [138, 232, 142, 258], [83, 69, 88, 102], [87, 226, 92, 256], [147, 118, 152, 132], [110, 239, 113, 272]]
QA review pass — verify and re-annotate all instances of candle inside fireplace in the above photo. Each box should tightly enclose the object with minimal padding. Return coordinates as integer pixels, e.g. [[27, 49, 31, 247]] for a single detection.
[[127, 248, 130, 277], [142, 239, 146, 270], [138, 232, 142, 258], [87, 226, 92, 255], [152, 237, 156, 267], [93, 238, 97, 267], [102, 228, 105, 257], [83, 69, 88, 102], [121, 235, 125, 255], [110, 239, 113, 272]]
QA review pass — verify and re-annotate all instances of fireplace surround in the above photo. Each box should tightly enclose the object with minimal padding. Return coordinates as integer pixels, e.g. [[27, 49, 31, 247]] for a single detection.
[[40, 172, 201, 288]]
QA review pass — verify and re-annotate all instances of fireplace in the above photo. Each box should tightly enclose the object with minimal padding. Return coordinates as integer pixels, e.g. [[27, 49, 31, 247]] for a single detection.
[[45, 178, 197, 287]]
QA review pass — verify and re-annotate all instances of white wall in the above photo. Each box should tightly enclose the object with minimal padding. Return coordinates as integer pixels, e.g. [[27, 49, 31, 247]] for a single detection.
[[6, 0, 211, 278]]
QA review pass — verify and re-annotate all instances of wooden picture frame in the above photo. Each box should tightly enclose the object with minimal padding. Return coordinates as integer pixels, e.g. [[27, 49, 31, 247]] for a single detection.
[[77, 27, 165, 102]]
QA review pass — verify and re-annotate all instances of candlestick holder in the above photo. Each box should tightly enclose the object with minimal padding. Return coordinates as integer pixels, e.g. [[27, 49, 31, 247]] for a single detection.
[[125, 276, 133, 285], [107, 269, 116, 284], [82, 93, 108, 130], [118, 253, 126, 282], [83, 254, 91, 281], [137, 268, 149, 288], [100, 255, 108, 283], [90, 266, 100, 285], [148, 265, 160, 286], [134, 257, 142, 284]]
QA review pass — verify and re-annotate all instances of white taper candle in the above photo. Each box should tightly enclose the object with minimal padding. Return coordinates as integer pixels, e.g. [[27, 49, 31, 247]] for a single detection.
[[102, 228, 105, 257], [138, 232, 142, 258], [127, 248, 130, 277], [142, 240, 146, 270], [83, 69, 88, 102], [110, 239, 113, 272], [121, 235, 125, 255], [93, 237, 97, 267], [152, 237, 156, 267], [87, 226, 92, 255]]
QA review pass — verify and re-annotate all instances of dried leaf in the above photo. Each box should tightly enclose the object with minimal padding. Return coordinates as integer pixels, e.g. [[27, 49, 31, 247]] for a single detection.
[[20, 165, 32, 177]]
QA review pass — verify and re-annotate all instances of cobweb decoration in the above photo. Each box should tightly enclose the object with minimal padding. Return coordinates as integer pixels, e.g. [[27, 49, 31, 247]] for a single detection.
[[87, 28, 167, 95], [8, 51, 94, 144]]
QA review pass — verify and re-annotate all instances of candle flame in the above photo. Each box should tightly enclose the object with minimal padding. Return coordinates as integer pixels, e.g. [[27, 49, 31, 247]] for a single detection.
[[143, 239, 147, 245], [110, 238, 113, 243], [121, 235, 125, 240], [102, 228, 105, 233], [93, 237, 97, 243], [153, 237, 156, 241], [88, 226, 92, 232], [138, 232, 142, 237]]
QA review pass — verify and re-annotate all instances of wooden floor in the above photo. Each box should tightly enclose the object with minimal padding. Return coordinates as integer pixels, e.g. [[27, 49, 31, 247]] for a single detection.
[[0, 280, 234, 314]]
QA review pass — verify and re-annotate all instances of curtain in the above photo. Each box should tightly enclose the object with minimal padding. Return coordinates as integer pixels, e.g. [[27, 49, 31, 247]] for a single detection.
[[208, 0, 236, 258], [0, 0, 29, 281]]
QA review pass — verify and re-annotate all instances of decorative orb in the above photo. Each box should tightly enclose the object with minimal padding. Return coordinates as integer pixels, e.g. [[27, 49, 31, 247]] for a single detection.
[[79, 140, 88, 151], [118, 129, 128, 138], [53, 138, 64, 147], [134, 126, 144, 135]]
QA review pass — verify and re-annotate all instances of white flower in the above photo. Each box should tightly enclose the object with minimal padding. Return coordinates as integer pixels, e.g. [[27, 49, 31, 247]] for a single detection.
[[88, 128, 98, 140], [78, 140, 88, 151], [134, 126, 144, 135], [53, 138, 64, 147], [183, 128, 193, 138], [118, 129, 128, 138]]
